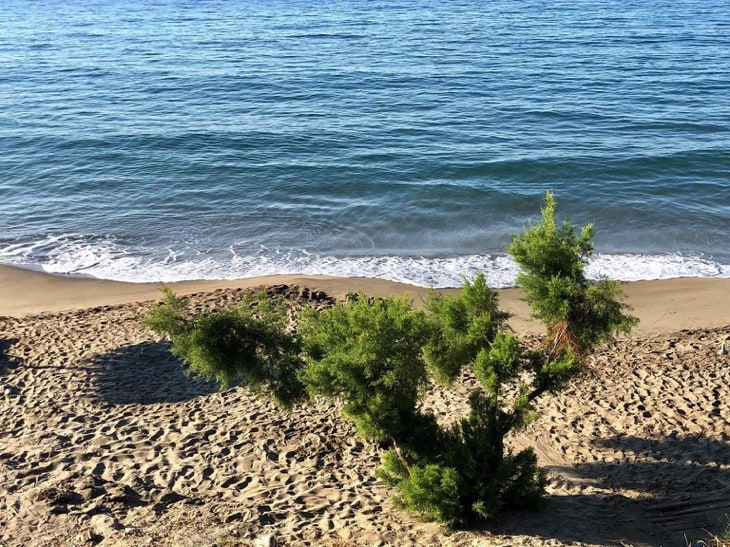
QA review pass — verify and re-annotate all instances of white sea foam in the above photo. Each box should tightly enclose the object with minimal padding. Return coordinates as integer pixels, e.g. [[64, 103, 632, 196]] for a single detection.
[[1, 235, 728, 288]]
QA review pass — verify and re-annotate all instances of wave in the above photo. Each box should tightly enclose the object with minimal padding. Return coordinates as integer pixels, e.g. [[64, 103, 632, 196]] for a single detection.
[[1, 235, 728, 288]]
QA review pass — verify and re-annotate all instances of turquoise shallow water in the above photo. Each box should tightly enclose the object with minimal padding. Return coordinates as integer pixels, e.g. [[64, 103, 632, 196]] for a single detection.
[[1, 0, 729, 287]]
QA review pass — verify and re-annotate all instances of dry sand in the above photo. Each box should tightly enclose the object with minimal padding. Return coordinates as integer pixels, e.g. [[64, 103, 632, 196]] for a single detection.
[[1, 265, 729, 546]]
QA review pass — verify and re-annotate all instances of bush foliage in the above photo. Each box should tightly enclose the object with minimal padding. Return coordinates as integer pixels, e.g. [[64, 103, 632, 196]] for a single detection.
[[142, 192, 637, 529], [510, 191, 638, 357], [299, 294, 430, 443], [142, 287, 306, 407]]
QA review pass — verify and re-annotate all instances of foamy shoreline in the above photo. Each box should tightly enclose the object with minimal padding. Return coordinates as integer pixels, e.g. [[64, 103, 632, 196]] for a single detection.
[[3, 248, 729, 290]]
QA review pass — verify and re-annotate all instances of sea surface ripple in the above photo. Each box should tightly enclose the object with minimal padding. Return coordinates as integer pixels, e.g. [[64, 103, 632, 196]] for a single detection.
[[1, 0, 728, 287]]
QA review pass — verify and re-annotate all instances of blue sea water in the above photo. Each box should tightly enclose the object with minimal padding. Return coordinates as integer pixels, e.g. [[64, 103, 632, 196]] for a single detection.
[[1, 0, 729, 287]]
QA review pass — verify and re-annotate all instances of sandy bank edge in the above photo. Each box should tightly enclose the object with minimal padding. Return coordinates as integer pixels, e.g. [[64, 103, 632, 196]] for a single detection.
[[1, 265, 729, 336]]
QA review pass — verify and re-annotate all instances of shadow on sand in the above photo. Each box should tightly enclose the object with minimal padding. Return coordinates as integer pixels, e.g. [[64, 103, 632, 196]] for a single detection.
[[0, 337, 20, 377], [86, 341, 218, 405], [482, 435, 730, 546]]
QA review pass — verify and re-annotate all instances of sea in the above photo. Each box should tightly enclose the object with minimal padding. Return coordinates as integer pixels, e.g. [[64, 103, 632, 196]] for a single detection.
[[1, 0, 729, 288]]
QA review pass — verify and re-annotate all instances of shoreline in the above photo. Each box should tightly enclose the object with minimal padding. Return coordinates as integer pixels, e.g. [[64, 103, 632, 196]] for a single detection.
[[2, 264, 729, 336]]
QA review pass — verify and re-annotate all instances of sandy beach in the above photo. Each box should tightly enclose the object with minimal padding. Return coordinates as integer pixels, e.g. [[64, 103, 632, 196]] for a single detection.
[[1, 265, 729, 546]]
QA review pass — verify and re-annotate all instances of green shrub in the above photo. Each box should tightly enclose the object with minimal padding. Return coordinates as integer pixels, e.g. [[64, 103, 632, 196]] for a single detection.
[[423, 273, 509, 386], [302, 192, 635, 527], [509, 191, 638, 357], [299, 294, 431, 443], [142, 285, 189, 340], [386, 461, 462, 524], [142, 287, 305, 407]]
